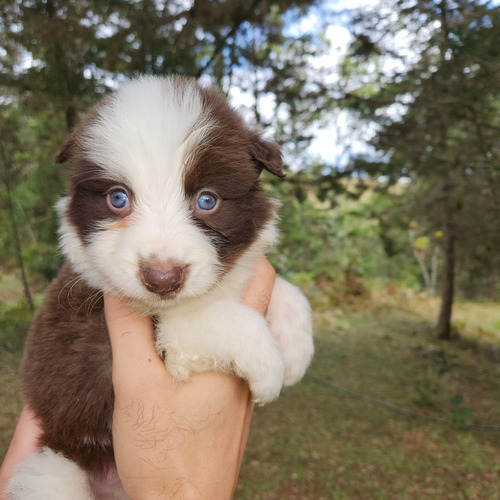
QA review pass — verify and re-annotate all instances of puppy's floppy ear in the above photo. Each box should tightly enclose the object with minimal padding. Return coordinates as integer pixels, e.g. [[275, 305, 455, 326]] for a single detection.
[[55, 102, 98, 163], [55, 134, 77, 164], [56, 120, 88, 163], [250, 131, 286, 178]]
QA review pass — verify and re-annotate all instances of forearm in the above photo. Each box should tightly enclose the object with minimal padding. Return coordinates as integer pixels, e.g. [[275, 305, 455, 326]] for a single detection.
[[113, 372, 253, 499]]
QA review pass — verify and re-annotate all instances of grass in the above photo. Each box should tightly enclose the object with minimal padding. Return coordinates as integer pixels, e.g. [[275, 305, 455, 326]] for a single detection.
[[373, 287, 500, 345], [452, 302, 500, 344], [235, 300, 500, 499], [1, 289, 500, 498]]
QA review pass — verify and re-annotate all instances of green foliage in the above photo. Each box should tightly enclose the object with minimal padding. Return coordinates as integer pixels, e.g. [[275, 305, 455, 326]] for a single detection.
[[22, 243, 62, 280], [0, 101, 66, 288], [0, 299, 33, 354], [265, 175, 430, 305], [1, 0, 499, 309]]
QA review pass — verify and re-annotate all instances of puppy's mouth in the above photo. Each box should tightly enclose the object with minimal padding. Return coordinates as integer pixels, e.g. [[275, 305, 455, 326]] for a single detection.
[[138, 262, 190, 300]]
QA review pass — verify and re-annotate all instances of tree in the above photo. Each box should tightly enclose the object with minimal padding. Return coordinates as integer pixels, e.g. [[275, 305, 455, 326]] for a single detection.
[[0, 103, 35, 310], [0, 0, 334, 292], [340, 0, 500, 337], [0, 0, 111, 130]]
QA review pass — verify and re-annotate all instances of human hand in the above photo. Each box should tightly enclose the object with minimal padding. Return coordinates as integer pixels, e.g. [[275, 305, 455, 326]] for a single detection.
[[105, 255, 276, 499]]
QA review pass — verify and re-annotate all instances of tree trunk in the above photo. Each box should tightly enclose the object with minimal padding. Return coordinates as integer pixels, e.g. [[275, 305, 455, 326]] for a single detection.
[[0, 139, 34, 312], [3, 173, 35, 313], [430, 245, 440, 296], [66, 105, 77, 132], [435, 214, 454, 339]]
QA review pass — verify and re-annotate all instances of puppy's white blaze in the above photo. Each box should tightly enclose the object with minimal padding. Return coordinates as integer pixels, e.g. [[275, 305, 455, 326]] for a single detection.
[[83, 76, 208, 194], [178, 122, 213, 175]]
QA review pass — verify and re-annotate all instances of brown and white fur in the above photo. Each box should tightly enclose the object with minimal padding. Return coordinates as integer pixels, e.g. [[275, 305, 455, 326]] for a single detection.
[[6, 76, 313, 499]]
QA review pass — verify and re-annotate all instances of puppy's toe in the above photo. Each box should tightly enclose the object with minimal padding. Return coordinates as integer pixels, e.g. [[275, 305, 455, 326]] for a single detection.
[[166, 355, 195, 382], [250, 375, 283, 404], [248, 354, 285, 404]]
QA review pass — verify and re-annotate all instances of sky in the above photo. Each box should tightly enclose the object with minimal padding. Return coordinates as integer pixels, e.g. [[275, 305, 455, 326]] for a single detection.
[[7, 0, 386, 170], [227, 0, 382, 170]]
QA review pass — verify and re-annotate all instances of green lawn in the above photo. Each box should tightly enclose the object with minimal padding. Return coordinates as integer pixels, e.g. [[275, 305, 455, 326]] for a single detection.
[[236, 303, 500, 499], [1, 296, 500, 498]]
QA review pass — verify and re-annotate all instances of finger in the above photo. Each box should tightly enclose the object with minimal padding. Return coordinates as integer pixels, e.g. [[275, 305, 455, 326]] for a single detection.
[[103, 294, 166, 389], [104, 294, 154, 351], [242, 255, 276, 316]]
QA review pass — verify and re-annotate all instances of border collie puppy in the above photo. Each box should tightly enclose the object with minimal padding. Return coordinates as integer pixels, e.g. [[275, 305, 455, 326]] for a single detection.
[[6, 76, 313, 498]]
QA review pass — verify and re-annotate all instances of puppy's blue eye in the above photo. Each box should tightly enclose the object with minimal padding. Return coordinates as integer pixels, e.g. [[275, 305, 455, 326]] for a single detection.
[[197, 193, 217, 211], [108, 190, 129, 209]]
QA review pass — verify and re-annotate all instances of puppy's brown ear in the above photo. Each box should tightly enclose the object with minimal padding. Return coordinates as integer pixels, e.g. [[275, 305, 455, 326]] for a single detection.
[[55, 135, 76, 164], [250, 131, 286, 178]]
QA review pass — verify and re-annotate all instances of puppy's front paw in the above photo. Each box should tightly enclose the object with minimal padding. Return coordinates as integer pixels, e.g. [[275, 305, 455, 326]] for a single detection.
[[165, 351, 199, 382], [267, 278, 314, 387], [247, 349, 286, 404], [250, 375, 283, 405]]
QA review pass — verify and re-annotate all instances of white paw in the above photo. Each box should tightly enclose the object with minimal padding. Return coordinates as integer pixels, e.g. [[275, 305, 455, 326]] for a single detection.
[[280, 317, 314, 386], [165, 351, 199, 381], [250, 374, 283, 405], [5, 447, 92, 500], [267, 278, 314, 387], [247, 348, 286, 404]]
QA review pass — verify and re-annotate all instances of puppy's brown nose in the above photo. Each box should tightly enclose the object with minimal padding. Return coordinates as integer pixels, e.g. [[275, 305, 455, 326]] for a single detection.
[[140, 265, 185, 297]]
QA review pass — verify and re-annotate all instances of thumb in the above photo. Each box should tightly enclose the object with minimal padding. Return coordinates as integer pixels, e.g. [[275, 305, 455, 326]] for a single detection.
[[103, 294, 165, 387]]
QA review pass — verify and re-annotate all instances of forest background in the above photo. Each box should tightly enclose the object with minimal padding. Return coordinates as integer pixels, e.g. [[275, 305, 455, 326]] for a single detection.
[[1, 0, 500, 497]]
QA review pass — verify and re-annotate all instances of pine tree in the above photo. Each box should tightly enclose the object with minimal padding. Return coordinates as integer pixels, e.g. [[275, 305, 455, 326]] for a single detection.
[[342, 0, 500, 337]]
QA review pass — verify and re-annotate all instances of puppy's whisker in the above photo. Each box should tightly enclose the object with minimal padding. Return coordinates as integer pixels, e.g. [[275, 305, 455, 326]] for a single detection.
[[78, 289, 103, 318], [88, 291, 104, 317], [57, 275, 83, 310]]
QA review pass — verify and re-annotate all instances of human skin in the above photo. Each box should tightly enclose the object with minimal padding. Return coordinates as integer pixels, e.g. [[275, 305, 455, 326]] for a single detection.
[[0, 407, 41, 496], [0, 256, 276, 499]]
